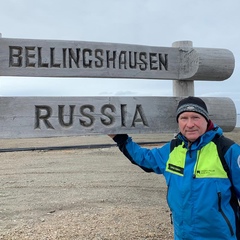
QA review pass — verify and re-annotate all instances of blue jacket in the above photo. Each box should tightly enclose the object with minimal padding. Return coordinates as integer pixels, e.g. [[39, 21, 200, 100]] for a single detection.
[[113, 126, 240, 240]]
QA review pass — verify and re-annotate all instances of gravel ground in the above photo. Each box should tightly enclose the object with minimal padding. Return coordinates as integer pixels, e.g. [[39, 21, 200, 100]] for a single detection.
[[0, 134, 174, 240], [0, 129, 239, 240]]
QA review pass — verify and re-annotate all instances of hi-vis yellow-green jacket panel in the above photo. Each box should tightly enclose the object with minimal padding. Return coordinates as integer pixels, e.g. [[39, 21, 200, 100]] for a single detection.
[[166, 141, 228, 178]]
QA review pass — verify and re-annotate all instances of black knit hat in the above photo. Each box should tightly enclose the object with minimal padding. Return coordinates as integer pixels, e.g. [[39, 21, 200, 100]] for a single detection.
[[176, 96, 209, 122]]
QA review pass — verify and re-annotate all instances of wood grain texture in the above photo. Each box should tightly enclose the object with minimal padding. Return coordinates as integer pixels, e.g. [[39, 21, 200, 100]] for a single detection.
[[0, 37, 235, 80], [0, 97, 236, 138]]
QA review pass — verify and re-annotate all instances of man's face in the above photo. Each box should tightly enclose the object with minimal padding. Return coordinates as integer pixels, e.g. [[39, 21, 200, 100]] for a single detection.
[[178, 112, 208, 142]]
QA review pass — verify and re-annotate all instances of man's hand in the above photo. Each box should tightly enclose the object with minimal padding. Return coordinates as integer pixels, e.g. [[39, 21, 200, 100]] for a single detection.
[[108, 134, 116, 139]]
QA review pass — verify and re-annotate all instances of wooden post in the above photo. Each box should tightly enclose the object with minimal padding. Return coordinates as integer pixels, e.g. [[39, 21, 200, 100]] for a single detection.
[[0, 36, 236, 138], [172, 41, 194, 96], [0, 37, 234, 80], [0, 96, 236, 138]]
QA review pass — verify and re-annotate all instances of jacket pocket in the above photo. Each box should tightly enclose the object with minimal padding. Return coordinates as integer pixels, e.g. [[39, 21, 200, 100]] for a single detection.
[[217, 191, 234, 236]]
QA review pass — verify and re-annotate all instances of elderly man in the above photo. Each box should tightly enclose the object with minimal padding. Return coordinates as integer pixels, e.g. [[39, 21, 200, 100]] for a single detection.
[[109, 96, 240, 240]]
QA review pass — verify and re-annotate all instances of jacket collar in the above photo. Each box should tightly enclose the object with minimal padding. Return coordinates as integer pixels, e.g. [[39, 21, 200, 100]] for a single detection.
[[177, 124, 223, 150]]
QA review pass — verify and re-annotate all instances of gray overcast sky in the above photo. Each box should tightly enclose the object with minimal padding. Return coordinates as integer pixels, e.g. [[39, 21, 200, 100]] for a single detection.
[[0, 0, 240, 113]]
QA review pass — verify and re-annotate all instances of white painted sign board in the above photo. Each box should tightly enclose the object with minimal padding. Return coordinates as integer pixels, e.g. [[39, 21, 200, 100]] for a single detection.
[[0, 97, 236, 139]]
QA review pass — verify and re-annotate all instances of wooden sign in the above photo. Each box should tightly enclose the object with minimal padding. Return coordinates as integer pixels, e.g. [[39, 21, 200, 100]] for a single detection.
[[0, 37, 235, 80], [0, 97, 236, 139]]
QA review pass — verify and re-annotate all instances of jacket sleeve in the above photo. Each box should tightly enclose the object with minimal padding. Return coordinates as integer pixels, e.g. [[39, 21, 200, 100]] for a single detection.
[[225, 143, 240, 200], [112, 134, 169, 174]]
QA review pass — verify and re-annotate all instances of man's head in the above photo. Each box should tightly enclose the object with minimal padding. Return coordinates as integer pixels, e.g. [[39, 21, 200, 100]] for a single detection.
[[176, 96, 209, 142]]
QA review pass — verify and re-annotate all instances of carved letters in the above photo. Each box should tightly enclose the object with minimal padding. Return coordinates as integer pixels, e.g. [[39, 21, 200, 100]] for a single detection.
[[9, 46, 168, 71], [34, 104, 149, 130]]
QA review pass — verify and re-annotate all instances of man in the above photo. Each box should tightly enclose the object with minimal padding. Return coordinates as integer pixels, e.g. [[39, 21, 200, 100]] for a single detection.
[[109, 96, 240, 240]]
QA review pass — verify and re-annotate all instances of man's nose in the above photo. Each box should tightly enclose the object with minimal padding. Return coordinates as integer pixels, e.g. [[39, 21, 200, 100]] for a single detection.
[[186, 119, 194, 127]]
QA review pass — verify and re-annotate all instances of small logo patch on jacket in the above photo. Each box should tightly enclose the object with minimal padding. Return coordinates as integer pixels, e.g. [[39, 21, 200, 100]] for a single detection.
[[238, 155, 240, 168], [197, 169, 215, 175], [168, 163, 184, 174]]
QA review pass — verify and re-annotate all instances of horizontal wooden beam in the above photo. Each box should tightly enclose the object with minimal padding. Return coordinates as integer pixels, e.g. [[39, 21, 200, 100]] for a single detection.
[[0, 97, 236, 139], [0, 37, 234, 80]]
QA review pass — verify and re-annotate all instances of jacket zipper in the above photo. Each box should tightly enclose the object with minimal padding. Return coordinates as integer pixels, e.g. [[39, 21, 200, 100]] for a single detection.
[[188, 142, 192, 158], [193, 149, 201, 178], [166, 182, 173, 225], [218, 192, 234, 236]]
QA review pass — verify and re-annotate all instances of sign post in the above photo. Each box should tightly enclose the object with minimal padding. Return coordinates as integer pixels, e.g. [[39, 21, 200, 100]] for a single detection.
[[172, 41, 194, 96], [0, 37, 234, 80], [0, 96, 236, 139], [0, 36, 236, 139]]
